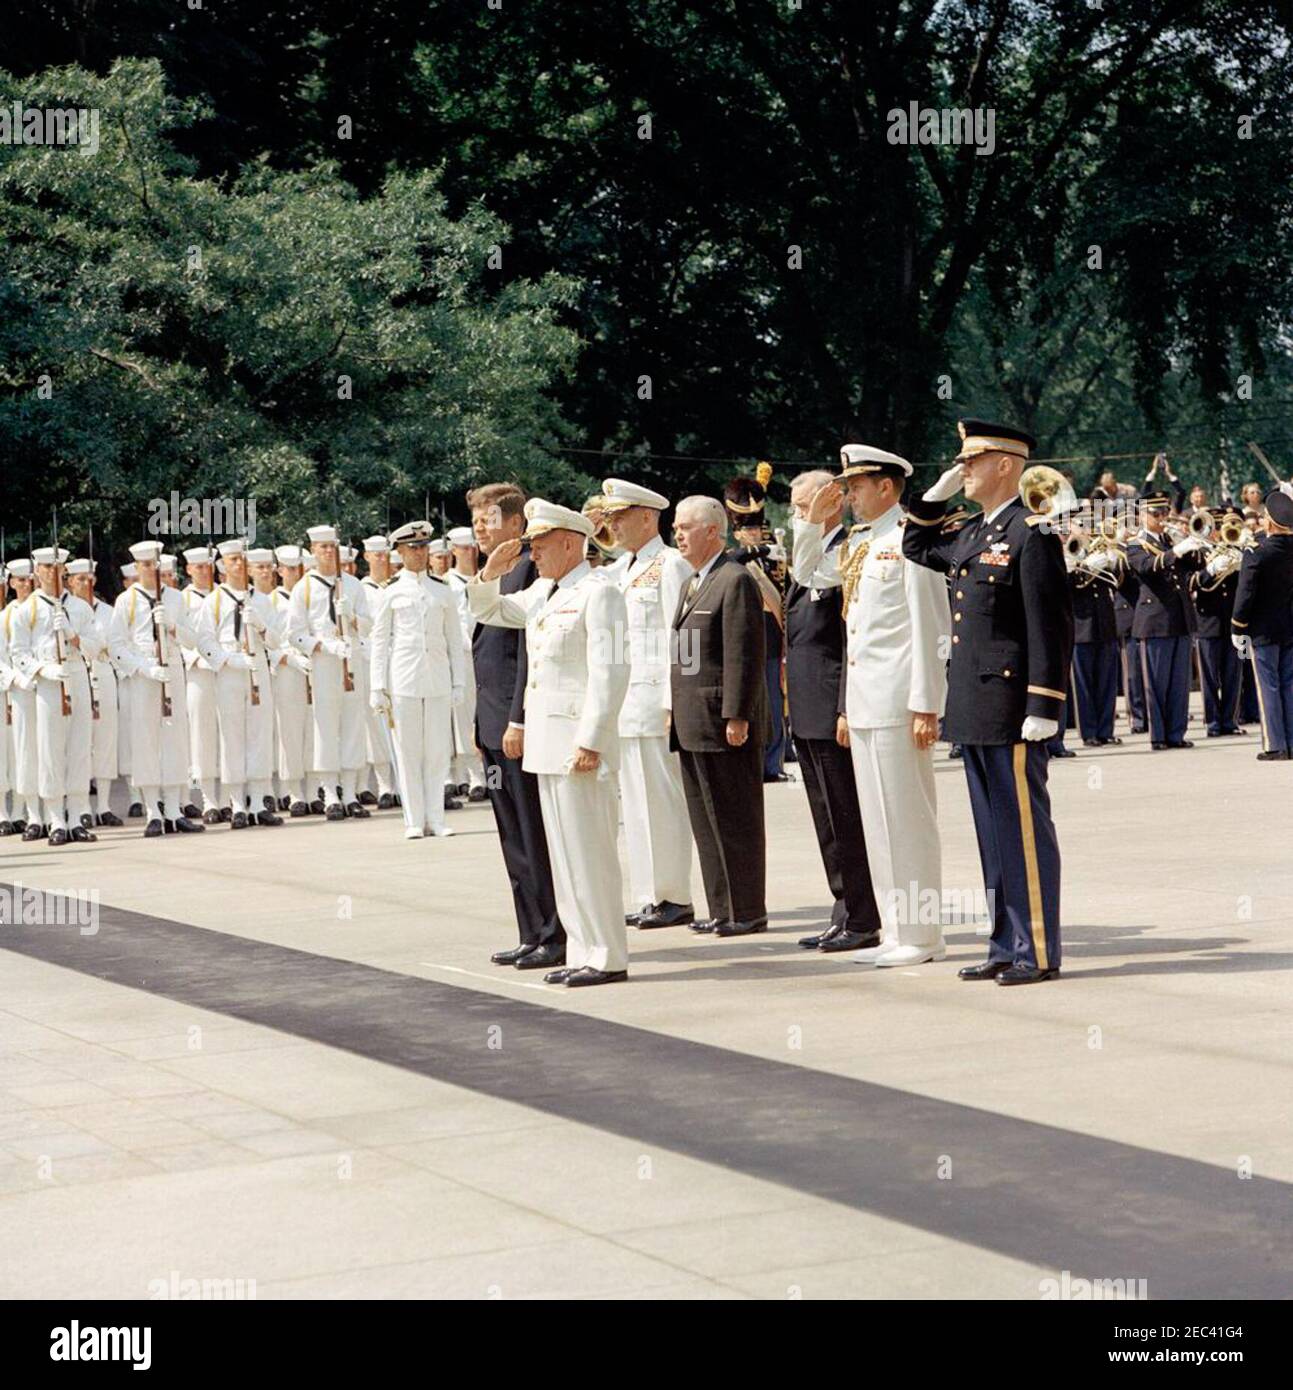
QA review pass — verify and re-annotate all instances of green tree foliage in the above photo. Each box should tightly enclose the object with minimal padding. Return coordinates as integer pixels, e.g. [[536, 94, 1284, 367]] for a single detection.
[[0, 58, 585, 561]]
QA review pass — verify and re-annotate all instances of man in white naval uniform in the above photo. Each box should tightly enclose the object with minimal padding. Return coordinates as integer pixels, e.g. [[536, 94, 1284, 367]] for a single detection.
[[196, 539, 283, 829], [0, 564, 11, 834], [3, 559, 41, 834], [109, 541, 204, 837], [8, 547, 105, 845], [179, 546, 221, 822], [116, 561, 143, 816], [67, 559, 124, 827], [470, 499, 631, 987], [599, 477, 696, 929], [268, 546, 314, 816], [287, 524, 372, 821], [445, 526, 488, 801], [359, 535, 399, 809], [796, 445, 951, 966], [368, 521, 467, 839]]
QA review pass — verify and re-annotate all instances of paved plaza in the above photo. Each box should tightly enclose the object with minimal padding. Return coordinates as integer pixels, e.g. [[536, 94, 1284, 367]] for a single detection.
[[1, 713, 1290, 1300]]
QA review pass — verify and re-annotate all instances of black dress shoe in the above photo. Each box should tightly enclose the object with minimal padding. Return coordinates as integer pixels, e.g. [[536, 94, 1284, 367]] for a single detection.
[[688, 918, 724, 934], [491, 944, 535, 966], [564, 967, 628, 987], [1082, 739, 1102, 747], [948, 744, 963, 759], [143, 818, 164, 838], [174, 817, 204, 833], [11, 819, 26, 833], [163, 819, 176, 834], [544, 967, 576, 984], [219, 806, 232, 822], [128, 802, 144, 818], [98, 810, 123, 827], [1049, 746, 1077, 758], [516, 942, 566, 970], [819, 927, 882, 953], [763, 772, 792, 784], [1101, 736, 1123, 745], [715, 918, 768, 938], [257, 811, 283, 826], [377, 792, 397, 810], [79, 812, 93, 829], [1167, 739, 1194, 749], [325, 804, 346, 822], [637, 901, 695, 929], [69, 826, 96, 843], [231, 811, 249, 829], [345, 801, 370, 818], [443, 790, 461, 811], [625, 905, 650, 926], [958, 959, 1013, 981], [0, 821, 12, 837], [359, 789, 378, 806], [289, 800, 309, 818], [202, 809, 222, 825], [1256, 749, 1290, 761], [48, 828, 70, 846], [310, 799, 326, 815], [182, 803, 201, 819], [468, 786, 488, 802], [278, 795, 291, 811], [1151, 741, 1168, 750], [23, 823, 47, 841], [997, 964, 1060, 986]]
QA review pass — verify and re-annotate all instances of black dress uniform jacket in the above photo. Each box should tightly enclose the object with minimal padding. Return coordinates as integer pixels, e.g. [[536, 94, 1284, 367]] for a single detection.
[[1071, 570, 1117, 644], [1189, 568, 1237, 639], [1232, 534, 1293, 643], [785, 528, 846, 740], [472, 546, 536, 748], [1113, 572, 1138, 639], [1124, 531, 1202, 639], [903, 496, 1074, 745]]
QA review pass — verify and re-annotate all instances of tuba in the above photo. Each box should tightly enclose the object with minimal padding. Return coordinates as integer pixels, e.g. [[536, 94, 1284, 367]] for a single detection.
[[1019, 465, 1077, 519]]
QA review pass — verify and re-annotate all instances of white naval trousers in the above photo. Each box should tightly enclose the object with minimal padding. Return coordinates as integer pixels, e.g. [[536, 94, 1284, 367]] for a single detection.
[[128, 669, 190, 791], [116, 675, 133, 786], [186, 665, 219, 792], [307, 650, 365, 783], [214, 663, 276, 808], [273, 663, 310, 786], [617, 734, 693, 908], [537, 769, 628, 973], [33, 666, 93, 818], [448, 663, 484, 790], [390, 693, 452, 832], [848, 724, 944, 951], [10, 687, 37, 800], [88, 659, 119, 783]]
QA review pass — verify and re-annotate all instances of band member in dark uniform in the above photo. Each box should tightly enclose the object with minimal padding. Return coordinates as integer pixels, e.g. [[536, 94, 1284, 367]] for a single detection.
[[903, 420, 1074, 986], [1231, 487, 1293, 760], [1189, 510, 1245, 738], [1065, 520, 1122, 746]]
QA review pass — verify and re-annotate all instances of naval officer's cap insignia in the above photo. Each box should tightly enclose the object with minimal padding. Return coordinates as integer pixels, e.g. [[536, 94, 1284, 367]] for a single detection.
[[390, 519, 435, 547]]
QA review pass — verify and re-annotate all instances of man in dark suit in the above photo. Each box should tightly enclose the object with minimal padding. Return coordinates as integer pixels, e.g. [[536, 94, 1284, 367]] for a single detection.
[[1232, 486, 1293, 760], [467, 483, 565, 969], [670, 495, 769, 938], [903, 419, 1074, 986], [785, 469, 883, 953]]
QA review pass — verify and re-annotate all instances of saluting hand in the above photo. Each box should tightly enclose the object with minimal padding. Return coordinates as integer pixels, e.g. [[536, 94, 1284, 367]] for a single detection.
[[806, 481, 842, 526], [481, 538, 523, 582]]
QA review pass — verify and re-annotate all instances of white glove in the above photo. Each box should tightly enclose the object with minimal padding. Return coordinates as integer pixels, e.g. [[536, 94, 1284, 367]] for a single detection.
[[369, 690, 387, 714], [1231, 634, 1248, 654], [287, 650, 312, 673], [923, 463, 965, 504], [1021, 716, 1058, 742], [321, 638, 350, 660], [244, 610, 266, 634], [51, 606, 68, 633], [1085, 550, 1113, 573], [40, 662, 68, 682], [146, 664, 170, 683], [451, 685, 465, 709], [334, 595, 351, 621], [1172, 536, 1205, 557], [1207, 550, 1239, 577], [225, 652, 253, 671]]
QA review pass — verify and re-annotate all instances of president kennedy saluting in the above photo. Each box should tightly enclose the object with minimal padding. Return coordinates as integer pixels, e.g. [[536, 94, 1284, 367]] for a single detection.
[[670, 496, 770, 938]]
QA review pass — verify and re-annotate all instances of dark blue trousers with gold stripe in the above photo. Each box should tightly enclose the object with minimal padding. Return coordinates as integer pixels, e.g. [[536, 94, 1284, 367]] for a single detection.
[[1251, 640, 1293, 754], [1140, 635, 1191, 745], [1197, 636, 1242, 735], [962, 742, 1062, 971], [1072, 640, 1117, 741]]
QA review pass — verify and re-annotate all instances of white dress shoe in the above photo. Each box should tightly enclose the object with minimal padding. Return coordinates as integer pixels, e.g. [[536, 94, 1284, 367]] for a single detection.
[[851, 941, 897, 965], [875, 944, 947, 967], [404, 826, 425, 840], [428, 824, 455, 838]]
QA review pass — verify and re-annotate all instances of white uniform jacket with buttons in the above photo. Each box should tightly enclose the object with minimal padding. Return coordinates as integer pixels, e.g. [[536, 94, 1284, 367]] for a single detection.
[[467, 561, 629, 775], [8, 591, 104, 682], [368, 570, 467, 700], [286, 570, 371, 654], [605, 536, 691, 738], [195, 584, 280, 677], [793, 504, 950, 728], [108, 582, 199, 678], [181, 585, 216, 671]]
